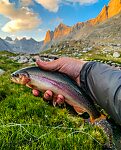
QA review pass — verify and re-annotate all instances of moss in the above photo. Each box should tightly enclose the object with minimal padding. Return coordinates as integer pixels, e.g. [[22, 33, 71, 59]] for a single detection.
[[0, 51, 109, 149]]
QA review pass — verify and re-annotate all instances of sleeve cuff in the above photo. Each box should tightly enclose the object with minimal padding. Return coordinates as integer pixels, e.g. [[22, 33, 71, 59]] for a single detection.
[[80, 61, 97, 100]]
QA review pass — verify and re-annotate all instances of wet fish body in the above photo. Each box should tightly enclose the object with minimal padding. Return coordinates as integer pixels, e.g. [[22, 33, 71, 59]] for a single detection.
[[11, 66, 103, 123]]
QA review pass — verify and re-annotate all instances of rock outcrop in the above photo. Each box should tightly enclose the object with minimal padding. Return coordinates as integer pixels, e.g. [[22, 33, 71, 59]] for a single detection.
[[43, 0, 121, 45], [44, 30, 54, 45], [89, 5, 108, 25], [108, 0, 121, 18], [44, 23, 71, 45], [44, 23, 85, 45], [71, 22, 85, 31], [5, 36, 13, 41], [0, 69, 5, 76], [89, 0, 121, 25], [53, 23, 71, 40]]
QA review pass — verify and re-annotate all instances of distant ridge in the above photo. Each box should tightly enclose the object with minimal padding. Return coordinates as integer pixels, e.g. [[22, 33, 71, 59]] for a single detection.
[[0, 0, 121, 53], [0, 37, 43, 54]]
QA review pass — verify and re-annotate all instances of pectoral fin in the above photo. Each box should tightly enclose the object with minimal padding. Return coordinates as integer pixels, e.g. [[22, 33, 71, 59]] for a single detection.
[[26, 83, 33, 88], [73, 105, 86, 115]]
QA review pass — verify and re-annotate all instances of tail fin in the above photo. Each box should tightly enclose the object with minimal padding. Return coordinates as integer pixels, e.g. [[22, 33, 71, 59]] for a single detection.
[[90, 114, 106, 124]]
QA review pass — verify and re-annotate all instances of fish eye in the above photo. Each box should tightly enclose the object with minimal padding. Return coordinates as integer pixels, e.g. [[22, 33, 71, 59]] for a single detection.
[[14, 74, 19, 77], [11, 73, 18, 77]]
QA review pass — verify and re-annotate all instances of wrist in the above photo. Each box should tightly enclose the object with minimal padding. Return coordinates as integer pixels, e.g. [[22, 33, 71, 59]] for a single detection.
[[76, 60, 87, 86]]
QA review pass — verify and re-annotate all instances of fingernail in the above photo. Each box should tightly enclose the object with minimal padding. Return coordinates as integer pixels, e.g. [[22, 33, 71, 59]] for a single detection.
[[57, 97, 64, 105], [32, 89, 40, 97], [45, 93, 49, 98], [53, 101, 57, 107], [44, 93, 51, 100]]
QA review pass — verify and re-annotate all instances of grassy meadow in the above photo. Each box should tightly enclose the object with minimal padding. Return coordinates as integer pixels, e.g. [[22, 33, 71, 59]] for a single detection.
[[0, 51, 111, 149]]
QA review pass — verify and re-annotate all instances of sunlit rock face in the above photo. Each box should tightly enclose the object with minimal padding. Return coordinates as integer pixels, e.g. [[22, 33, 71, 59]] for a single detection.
[[89, 5, 108, 25], [44, 30, 54, 45], [89, 0, 121, 25], [53, 23, 71, 39], [43, 0, 121, 45], [108, 0, 121, 18]]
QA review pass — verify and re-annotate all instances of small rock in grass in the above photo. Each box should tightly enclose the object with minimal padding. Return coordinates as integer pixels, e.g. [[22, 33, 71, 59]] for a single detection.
[[0, 69, 5, 76], [113, 52, 120, 58]]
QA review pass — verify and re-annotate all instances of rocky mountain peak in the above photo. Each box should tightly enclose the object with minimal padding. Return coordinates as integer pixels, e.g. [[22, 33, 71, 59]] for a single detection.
[[72, 22, 85, 31], [89, 4, 108, 25], [56, 23, 70, 30], [21, 37, 27, 41], [88, 0, 121, 25], [44, 30, 54, 45], [0, 36, 43, 54], [108, 0, 121, 18], [53, 23, 71, 40], [14, 38, 19, 42], [29, 37, 35, 41], [5, 36, 13, 41], [42, 0, 121, 49]]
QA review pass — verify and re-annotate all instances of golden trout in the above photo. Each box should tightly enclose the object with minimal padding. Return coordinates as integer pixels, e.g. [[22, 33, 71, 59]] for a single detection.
[[11, 66, 105, 123]]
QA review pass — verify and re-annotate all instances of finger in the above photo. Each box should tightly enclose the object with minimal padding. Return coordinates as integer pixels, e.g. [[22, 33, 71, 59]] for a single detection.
[[43, 90, 53, 100], [53, 94, 65, 107], [56, 95, 65, 105], [36, 59, 60, 71], [32, 89, 40, 97]]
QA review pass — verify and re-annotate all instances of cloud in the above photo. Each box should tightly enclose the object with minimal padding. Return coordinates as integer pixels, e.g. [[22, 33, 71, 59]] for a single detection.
[[0, 0, 41, 33], [63, 0, 98, 4], [20, 0, 33, 6], [35, 0, 60, 12], [66, 0, 98, 5], [35, 0, 98, 12]]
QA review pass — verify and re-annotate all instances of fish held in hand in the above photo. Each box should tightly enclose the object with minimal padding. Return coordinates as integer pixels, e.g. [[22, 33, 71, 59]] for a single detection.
[[11, 66, 105, 123]]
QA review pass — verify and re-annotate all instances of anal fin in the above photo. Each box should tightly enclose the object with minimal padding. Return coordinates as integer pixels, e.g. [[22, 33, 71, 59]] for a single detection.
[[73, 105, 86, 115]]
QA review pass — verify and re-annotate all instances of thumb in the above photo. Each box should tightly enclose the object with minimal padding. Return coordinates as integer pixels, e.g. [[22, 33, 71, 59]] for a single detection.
[[36, 59, 60, 71]]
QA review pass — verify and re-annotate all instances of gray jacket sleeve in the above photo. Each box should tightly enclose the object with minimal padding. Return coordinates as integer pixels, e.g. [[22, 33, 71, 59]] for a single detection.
[[80, 61, 121, 125]]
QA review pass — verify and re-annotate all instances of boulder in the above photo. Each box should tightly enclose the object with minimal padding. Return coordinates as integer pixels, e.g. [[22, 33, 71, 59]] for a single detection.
[[113, 52, 120, 58], [28, 58, 35, 64], [17, 56, 29, 63], [9, 56, 20, 61]]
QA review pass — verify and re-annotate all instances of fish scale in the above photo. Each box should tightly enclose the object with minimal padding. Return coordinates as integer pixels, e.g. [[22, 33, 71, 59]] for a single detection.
[[11, 66, 104, 123]]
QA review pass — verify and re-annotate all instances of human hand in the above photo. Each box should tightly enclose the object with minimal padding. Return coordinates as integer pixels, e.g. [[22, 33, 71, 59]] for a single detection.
[[32, 57, 87, 105]]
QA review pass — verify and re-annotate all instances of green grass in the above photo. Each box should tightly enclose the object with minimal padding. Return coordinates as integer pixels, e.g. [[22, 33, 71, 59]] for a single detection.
[[0, 52, 108, 149], [41, 46, 121, 64]]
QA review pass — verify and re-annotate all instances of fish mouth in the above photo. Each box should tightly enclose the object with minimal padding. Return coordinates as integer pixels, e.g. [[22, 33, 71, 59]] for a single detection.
[[11, 73, 19, 83], [11, 72, 31, 85]]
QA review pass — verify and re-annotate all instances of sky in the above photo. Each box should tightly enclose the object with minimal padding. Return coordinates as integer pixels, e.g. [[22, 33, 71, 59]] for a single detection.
[[0, 0, 110, 41]]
